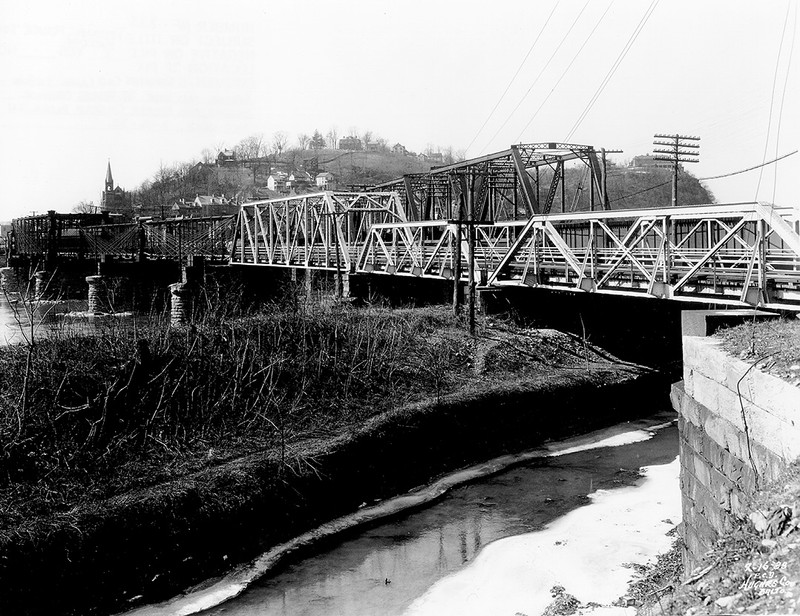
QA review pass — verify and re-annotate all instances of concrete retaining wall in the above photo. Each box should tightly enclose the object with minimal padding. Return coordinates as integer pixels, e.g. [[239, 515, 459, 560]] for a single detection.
[[674, 326, 800, 570]]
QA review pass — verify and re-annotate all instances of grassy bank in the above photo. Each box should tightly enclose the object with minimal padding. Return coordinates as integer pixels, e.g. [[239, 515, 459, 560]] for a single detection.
[[0, 301, 660, 615], [0, 304, 472, 523]]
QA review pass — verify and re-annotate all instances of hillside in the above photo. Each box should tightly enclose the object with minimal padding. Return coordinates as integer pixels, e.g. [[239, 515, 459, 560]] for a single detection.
[[131, 148, 435, 213], [538, 160, 714, 213], [129, 147, 714, 219]]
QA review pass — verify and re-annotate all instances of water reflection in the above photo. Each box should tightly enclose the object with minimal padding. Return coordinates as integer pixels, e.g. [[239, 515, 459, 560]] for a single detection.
[[0, 297, 115, 346], [201, 425, 678, 616]]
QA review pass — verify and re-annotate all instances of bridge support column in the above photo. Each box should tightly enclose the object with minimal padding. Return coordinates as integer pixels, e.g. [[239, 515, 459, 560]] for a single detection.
[[0, 267, 18, 294], [169, 282, 190, 326], [34, 271, 53, 300], [85, 275, 109, 314]]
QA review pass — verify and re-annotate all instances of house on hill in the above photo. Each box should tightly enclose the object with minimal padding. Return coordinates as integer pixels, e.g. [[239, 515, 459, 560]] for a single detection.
[[267, 171, 289, 192], [316, 172, 335, 189], [216, 150, 237, 166], [167, 199, 199, 218], [287, 171, 313, 191], [630, 154, 660, 168], [392, 143, 408, 155], [629, 154, 678, 172], [193, 194, 231, 216], [338, 136, 363, 151], [365, 141, 382, 152]]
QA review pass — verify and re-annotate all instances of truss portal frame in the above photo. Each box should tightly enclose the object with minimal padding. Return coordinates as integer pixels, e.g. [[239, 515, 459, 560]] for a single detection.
[[371, 143, 612, 222], [230, 191, 407, 271]]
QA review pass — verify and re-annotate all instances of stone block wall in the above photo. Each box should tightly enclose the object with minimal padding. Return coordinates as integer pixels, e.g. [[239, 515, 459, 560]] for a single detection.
[[674, 332, 800, 570]]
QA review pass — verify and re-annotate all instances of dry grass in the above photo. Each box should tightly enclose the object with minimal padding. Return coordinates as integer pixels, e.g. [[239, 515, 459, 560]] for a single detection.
[[0, 301, 473, 527], [716, 317, 800, 384], [0, 290, 625, 533]]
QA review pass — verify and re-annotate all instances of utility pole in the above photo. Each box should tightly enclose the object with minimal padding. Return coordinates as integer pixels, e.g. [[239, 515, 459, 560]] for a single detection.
[[467, 171, 476, 336], [653, 134, 700, 207]]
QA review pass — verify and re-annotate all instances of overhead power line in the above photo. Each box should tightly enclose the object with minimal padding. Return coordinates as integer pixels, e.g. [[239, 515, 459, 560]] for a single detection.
[[564, 0, 659, 142], [481, 0, 591, 153], [755, 1, 792, 200], [464, 2, 559, 155], [698, 150, 798, 181], [772, 2, 797, 204], [514, 2, 613, 143], [610, 179, 672, 203]]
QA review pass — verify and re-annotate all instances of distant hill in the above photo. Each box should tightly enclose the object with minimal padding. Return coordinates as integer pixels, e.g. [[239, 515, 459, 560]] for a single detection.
[[130, 147, 437, 213], [129, 147, 714, 219], [535, 160, 714, 213]]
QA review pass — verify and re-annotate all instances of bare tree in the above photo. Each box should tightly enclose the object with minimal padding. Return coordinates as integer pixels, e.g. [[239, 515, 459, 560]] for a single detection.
[[235, 134, 264, 160], [297, 133, 310, 150], [271, 131, 288, 157], [361, 130, 373, 145], [200, 148, 215, 164], [326, 126, 339, 149], [347, 126, 359, 137], [72, 200, 97, 214]]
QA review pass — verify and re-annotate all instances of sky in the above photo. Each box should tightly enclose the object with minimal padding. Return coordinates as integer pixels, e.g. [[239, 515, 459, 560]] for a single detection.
[[0, 0, 797, 221]]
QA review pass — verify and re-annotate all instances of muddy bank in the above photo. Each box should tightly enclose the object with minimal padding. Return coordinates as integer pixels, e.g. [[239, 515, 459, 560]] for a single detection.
[[0, 366, 669, 616]]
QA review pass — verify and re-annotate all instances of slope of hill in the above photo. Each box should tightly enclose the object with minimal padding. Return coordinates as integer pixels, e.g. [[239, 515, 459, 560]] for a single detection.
[[129, 149, 714, 219]]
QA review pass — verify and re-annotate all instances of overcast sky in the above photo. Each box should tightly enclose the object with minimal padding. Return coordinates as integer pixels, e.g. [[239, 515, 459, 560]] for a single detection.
[[0, 0, 797, 221]]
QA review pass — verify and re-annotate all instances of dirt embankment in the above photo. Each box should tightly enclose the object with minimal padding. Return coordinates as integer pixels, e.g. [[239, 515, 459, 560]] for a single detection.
[[0, 306, 667, 616]]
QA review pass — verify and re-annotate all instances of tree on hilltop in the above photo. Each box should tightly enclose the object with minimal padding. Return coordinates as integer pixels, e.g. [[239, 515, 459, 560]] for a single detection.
[[271, 131, 288, 156], [310, 130, 326, 150], [326, 127, 339, 149], [297, 134, 310, 150]]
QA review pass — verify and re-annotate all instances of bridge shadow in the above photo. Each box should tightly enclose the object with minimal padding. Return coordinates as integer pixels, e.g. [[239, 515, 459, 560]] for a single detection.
[[482, 287, 693, 377]]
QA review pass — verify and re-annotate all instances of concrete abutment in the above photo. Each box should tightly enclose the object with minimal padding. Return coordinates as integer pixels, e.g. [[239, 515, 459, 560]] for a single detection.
[[672, 310, 799, 572]]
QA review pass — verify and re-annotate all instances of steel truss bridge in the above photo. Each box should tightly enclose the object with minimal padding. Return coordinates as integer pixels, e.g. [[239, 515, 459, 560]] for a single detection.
[[8, 144, 800, 310], [231, 143, 800, 311], [8, 213, 235, 266]]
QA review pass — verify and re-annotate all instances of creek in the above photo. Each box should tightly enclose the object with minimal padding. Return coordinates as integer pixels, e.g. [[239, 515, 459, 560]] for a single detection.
[[132, 416, 679, 616]]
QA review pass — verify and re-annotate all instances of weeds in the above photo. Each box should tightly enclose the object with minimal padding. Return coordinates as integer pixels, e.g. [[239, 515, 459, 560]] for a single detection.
[[0, 298, 463, 524]]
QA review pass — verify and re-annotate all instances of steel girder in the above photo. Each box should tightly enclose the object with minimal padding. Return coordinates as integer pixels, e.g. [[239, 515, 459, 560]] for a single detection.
[[230, 191, 406, 271]]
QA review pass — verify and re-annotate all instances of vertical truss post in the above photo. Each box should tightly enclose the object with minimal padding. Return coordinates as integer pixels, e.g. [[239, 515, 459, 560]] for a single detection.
[[403, 176, 419, 221], [510, 145, 539, 215]]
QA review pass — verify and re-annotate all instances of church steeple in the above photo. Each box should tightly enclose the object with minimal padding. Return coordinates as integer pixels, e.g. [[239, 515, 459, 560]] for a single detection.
[[105, 160, 114, 192]]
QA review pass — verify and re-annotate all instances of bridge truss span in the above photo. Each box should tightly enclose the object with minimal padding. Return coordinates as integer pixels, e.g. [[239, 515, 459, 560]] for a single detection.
[[487, 202, 800, 310], [230, 191, 407, 271]]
